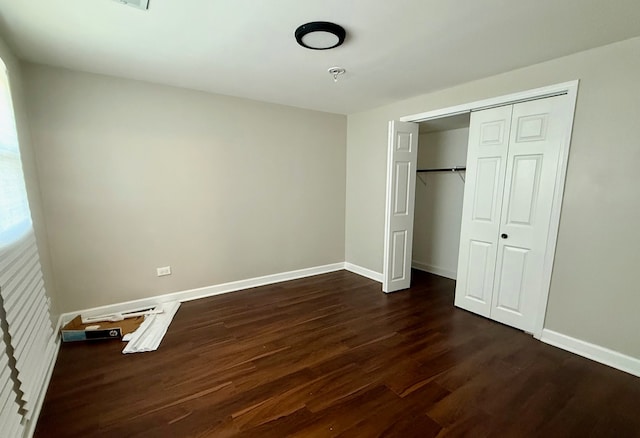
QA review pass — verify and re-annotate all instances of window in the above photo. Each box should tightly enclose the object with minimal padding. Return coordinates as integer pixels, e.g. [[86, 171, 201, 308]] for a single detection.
[[0, 57, 56, 431], [0, 58, 32, 247]]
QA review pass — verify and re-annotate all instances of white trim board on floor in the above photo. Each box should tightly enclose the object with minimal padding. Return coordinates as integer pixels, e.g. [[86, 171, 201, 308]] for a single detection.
[[540, 329, 640, 378]]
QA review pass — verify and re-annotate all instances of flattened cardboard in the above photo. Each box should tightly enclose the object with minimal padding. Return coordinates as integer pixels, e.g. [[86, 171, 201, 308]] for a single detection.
[[61, 315, 144, 342]]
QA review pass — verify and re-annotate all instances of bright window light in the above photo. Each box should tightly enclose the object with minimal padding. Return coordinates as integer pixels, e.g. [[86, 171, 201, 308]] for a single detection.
[[0, 58, 32, 248]]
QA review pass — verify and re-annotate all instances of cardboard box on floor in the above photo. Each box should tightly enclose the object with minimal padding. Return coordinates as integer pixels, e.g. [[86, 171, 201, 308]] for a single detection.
[[61, 315, 144, 342]]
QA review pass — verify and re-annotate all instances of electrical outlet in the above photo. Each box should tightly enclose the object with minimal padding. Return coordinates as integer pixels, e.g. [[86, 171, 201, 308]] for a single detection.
[[156, 266, 171, 277]]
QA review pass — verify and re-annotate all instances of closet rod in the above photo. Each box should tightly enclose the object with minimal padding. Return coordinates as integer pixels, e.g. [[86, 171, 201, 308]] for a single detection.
[[416, 167, 466, 173]]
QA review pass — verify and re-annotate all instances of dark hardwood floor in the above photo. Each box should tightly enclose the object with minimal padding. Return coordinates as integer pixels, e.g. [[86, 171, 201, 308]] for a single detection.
[[35, 270, 640, 437]]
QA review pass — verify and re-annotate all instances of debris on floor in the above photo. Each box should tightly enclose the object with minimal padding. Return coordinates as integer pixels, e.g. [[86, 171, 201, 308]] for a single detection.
[[122, 301, 181, 354], [61, 315, 144, 342], [61, 301, 181, 353]]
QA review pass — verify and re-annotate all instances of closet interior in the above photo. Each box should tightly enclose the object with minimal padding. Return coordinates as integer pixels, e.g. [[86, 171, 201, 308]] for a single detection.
[[412, 113, 470, 281]]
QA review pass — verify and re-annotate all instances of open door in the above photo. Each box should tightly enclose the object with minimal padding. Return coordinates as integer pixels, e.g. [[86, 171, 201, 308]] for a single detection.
[[383, 120, 419, 293]]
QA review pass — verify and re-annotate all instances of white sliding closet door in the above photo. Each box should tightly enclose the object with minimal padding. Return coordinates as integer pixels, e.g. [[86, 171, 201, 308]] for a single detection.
[[454, 105, 512, 317], [455, 94, 571, 332], [383, 121, 419, 293], [491, 96, 568, 331]]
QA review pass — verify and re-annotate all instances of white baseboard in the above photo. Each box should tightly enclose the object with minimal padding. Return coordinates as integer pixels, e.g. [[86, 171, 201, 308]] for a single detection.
[[540, 329, 640, 378], [344, 262, 383, 283], [412, 261, 457, 280], [59, 263, 346, 324]]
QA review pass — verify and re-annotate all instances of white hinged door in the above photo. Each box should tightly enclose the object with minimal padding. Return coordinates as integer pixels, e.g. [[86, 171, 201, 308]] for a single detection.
[[383, 121, 419, 293]]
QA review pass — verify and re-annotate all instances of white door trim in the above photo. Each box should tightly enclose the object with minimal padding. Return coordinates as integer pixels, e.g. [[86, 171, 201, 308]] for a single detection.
[[386, 80, 579, 339], [400, 80, 579, 123]]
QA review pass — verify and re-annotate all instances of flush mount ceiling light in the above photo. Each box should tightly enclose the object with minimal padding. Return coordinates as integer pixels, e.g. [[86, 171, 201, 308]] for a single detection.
[[295, 21, 346, 50]]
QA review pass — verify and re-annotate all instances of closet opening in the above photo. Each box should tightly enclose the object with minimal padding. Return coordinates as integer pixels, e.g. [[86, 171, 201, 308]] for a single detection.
[[412, 113, 470, 281]]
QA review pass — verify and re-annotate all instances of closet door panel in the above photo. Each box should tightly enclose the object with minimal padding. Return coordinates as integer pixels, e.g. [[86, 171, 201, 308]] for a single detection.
[[505, 155, 542, 226], [465, 240, 493, 303], [383, 121, 419, 292], [491, 95, 568, 332], [472, 157, 502, 222], [454, 105, 512, 317], [494, 245, 529, 313], [391, 230, 408, 281]]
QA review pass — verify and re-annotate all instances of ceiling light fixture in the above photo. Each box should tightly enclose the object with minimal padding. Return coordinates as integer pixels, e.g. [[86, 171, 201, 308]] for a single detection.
[[295, 21, 346, 50], [328, 67, 346, 83]]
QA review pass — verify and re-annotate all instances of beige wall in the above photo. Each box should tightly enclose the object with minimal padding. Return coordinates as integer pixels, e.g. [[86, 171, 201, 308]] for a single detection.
[[413, 128, 468, 278], [346, 36, 640, 358], [24, 64, 347, 313], [0, 38, 58, 318]]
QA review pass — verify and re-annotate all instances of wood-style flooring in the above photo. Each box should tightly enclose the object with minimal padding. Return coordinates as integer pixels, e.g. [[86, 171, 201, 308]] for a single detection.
[[35, 270, 640, 437]]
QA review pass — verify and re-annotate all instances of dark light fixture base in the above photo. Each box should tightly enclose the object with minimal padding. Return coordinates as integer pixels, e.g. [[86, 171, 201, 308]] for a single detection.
[[295, 21, 346, 50]]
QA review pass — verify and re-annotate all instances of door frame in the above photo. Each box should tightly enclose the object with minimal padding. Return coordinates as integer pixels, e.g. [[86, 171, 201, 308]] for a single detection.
[[384, 80, 579, 339]]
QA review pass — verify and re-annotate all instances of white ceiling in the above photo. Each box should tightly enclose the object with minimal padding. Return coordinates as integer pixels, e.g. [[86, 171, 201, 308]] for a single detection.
[[1, 0, 639, 114]]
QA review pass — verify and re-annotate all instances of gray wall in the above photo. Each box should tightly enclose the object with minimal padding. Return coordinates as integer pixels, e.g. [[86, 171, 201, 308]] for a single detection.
[[345, 36, 640, 358], [0, 38, 58, 318], [24, 64, 347, 313]]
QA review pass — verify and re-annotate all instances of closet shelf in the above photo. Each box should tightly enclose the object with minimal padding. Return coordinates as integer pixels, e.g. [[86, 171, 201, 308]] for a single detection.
[[417, 167, 466, 173]]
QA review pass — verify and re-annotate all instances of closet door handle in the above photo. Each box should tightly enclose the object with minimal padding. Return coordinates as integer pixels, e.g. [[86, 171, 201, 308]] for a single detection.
[[501, 233, 508, 239]]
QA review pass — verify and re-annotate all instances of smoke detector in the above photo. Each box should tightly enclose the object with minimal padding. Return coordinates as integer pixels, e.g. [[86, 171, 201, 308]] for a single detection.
[[113, 0, 150, 10]]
